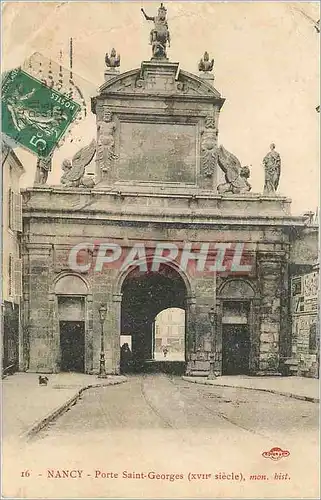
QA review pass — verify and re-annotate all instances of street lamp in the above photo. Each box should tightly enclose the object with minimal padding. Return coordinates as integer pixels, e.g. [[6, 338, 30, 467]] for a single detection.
[[98, 303, 108, 378], [208, 306, 217, 380]]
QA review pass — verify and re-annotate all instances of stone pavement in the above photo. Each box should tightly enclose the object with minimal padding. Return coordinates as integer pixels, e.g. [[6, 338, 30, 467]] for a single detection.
[[2, 373, 319, 444], [182, 375, 320, 403], [2, 372, 127, 441]]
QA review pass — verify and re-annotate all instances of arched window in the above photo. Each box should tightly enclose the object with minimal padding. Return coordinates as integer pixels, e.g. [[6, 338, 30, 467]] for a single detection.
[[55, 274, 88, 295], [219, 279, 255, 299]]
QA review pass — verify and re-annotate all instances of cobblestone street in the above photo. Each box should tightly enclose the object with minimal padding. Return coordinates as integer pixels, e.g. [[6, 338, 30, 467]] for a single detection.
[[3, 375, 319, 499]]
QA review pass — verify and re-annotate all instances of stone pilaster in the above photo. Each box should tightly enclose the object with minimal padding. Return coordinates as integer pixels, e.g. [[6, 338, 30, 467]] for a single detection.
[[249, 298, 261, 374], [21, 250, 30, 371], [85, 296, 94, 373], [186, 277, 216, 376], [26, 244, 54, 372], [91, 271, 114, 374], [111, 293, 122, 374], [257, 253, 286, 374], [185, 294, 196, 354]]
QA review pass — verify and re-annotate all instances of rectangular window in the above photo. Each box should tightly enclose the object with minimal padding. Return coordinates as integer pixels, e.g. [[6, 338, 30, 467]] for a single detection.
[[8, 188, 12, 229], [9, 190, 22, 232], [291, 277, 302, 297], [13, 258, 22, 297], [15, 192, 22, 232], [8, 254, 13, 297], [8, 256, 22, 298]]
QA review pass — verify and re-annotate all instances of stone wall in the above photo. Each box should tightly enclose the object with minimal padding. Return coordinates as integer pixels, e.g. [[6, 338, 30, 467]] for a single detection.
[[21, 187, 298, 376]]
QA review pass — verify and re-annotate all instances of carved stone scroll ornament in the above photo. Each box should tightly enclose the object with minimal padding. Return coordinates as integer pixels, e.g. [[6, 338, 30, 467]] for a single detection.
[[60, 139, 96, 188], [217, 145, 251, 194], [263, 143, 281, 194], [176, 80, 189, 93], [96, 110, 118, 173], [135, 78, 145, 90], [200, 115, 218, 178]]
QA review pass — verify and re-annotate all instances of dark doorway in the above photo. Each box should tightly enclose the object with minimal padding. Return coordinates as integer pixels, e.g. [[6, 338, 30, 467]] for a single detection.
[[60, 321, 85, 372], [222, 324, 250, 375]]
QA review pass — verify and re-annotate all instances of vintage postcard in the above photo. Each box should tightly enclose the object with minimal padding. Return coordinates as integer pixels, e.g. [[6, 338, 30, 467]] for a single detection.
[[1, 1, 320, 499]]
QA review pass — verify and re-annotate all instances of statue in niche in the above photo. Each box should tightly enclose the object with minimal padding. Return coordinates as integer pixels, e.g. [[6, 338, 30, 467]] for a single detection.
[[34, 152, 53, 185], [198, 51, 214, 72], [200, 115, 218, 177], [60, 139, 96, 187], [263, 143, 281, 194], [217, 145, 252, 194], [96, 109, 118, 172], [105, 48, 120, 69], [141, 3, 170, 59]]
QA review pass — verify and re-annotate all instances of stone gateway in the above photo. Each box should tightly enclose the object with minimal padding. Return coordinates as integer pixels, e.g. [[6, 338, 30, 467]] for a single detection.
[[21, 10, 315, 377]]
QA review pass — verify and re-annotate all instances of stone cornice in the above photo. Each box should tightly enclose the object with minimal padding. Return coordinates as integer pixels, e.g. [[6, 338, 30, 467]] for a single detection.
[[21, 210, 306, 228], [21, 185, 292, 201], [92, 92, 225, 109], [20, 187, 308, 228]]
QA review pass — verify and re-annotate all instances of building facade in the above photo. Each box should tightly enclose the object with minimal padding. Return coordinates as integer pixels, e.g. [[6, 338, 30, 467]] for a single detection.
[[154, 308, 185, 359], [20, 54, 318, 377], [1, 147, 24, 374]]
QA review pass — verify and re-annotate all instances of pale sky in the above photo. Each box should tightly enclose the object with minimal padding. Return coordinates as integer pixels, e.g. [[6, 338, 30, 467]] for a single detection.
[[2, 1, 320, 214]]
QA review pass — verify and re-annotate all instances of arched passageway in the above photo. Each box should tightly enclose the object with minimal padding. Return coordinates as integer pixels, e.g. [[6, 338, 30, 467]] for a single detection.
[[120, 265, 187, 372]]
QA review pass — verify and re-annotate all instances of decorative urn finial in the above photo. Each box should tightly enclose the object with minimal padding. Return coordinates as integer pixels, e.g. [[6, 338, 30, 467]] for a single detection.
[[105, 48, 120, 69], [198, 51, 214, 72]]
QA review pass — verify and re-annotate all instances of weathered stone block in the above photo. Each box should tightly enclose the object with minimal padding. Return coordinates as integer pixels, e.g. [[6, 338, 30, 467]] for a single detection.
[[260, 332, 275, 343], [28, 338, 55, 372], [259, 342, 272, 353], [194, 361, 209, 371], [260, 322, 279, 335]]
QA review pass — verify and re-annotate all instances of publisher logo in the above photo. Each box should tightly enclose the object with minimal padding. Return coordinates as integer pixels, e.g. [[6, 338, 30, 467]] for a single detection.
[[262, 447, 290, 461]]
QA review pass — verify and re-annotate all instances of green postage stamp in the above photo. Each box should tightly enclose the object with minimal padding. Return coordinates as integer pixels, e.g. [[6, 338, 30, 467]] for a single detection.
[[2, 68, 81, 158]]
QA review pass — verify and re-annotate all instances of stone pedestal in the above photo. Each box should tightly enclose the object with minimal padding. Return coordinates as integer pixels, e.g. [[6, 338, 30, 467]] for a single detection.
[[104, 68, 120, 82], [198, 72, 214, 86], [139, 60, 180, 91]]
